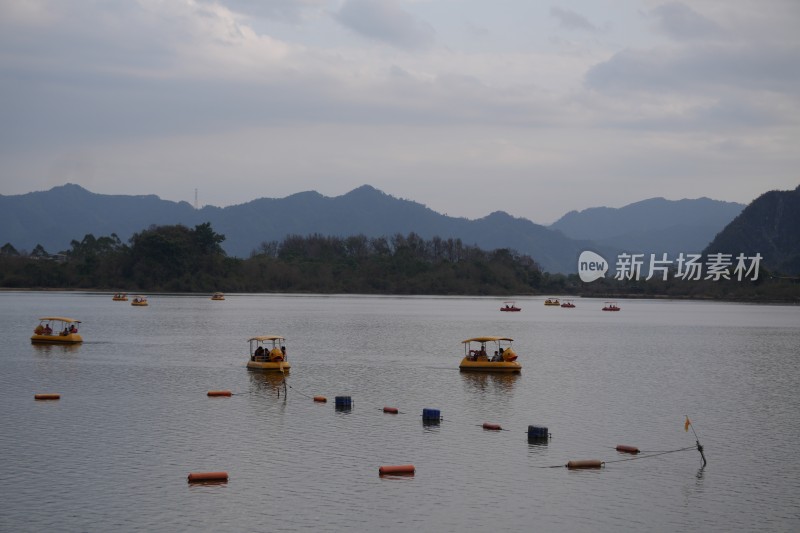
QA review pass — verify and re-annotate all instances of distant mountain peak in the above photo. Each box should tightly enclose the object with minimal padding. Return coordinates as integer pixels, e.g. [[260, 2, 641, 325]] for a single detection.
[[346, 184, 382, 195]]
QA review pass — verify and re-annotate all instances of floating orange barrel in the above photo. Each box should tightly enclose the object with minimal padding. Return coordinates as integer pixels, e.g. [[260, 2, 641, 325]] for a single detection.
[[615, 444, 640, 454], [383, 406, 399, 414], [34, 393, 60, 400], [379, 465, 415, 476], [207, 390, 232, 397], [567, 460, 604, 469], [313, 396, 327, 403], [482, 422, 502, 431], [188, 471, 229, 483]]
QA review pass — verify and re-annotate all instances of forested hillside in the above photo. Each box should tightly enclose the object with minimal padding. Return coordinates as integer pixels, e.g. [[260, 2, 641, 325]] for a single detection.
[[705, 185, 800, 275], [0, 224, 549, 295]]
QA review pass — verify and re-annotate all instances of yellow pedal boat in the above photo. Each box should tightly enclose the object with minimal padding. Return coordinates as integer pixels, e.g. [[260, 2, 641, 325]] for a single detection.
[[112, 292, 128, 301], [544, 298, 560, 306], [246, 335, 291, 373], [459, 336, 521, 373], [131, 295, 149, 306], [211, 292, 225, 301], [31, 317, 83, 344]]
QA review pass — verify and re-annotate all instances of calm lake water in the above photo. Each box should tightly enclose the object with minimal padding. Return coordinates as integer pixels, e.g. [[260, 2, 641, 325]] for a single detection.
[[1, 292, 799, 532]]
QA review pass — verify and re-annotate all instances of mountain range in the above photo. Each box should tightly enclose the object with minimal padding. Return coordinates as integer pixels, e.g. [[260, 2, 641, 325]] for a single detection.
[[0, 184, 750, 274], [550, 197, 745, 259]]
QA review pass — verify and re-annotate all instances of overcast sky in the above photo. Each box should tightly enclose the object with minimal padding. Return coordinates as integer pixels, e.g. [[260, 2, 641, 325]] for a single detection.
[[1, 0, 798, 224]]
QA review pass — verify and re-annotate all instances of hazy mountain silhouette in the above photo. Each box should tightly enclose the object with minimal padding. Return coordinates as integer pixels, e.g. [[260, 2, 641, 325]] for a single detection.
[[550, 197, 745, 256], [1, 184, 745, 274], [704, 185, 800, 275]]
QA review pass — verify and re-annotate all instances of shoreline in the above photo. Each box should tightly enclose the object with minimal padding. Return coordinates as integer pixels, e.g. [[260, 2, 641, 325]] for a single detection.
[[2, 287, 797, 304]]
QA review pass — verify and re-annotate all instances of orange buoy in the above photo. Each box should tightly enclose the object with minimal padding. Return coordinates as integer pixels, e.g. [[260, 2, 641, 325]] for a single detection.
[[567, 460, 604, 469], [482, 422, 502, 431], [34, 393, 60, 400], [313, 396, 327, 403], [188, 471, 229, 483], [207, 390, 232, 397], [615, 444, 640, 454], [379, 464, 415, 476], [383, 406, 399, 414]]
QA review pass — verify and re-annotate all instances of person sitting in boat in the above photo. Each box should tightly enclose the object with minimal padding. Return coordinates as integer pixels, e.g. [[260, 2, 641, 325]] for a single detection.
[[491, 351, 503, 362], [254, 346, 265, 360], [70, 324, 77, 333], [61, 326, 69, 336], [44, 324, 52, 335]]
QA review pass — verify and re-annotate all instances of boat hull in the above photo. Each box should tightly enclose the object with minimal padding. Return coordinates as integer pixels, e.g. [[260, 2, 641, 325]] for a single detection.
[[31, 333, 83, 344], [459, 358, 521, 373], [247, 361, 291, 372]]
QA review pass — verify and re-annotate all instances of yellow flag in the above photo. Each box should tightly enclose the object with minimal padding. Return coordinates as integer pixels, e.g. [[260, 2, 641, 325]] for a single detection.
[[684, 416, 691, 432]]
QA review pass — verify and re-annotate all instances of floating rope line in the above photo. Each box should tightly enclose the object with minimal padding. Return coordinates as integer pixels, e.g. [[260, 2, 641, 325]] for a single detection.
[[285, 382, 319, 401], [540, 446, 696, 469], [603, 446, 696, 464]]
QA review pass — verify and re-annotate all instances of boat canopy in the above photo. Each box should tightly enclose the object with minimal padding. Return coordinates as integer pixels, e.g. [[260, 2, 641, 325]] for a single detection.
[[462, 336, 513, 344], [248, 335, 285, 342], [38, 317, 81, 323]]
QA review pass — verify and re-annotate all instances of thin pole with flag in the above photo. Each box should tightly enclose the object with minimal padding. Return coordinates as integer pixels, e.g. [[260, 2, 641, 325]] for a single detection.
[[685, 416, 707, 466]]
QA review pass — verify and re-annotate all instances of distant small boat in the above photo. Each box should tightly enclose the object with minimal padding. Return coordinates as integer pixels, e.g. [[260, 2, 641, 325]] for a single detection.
[[31, 317, 83, 344], [211, 292, 225, 301], [500, 301, 521, 312], [131, 295, 149, 306], [561, 300, 576, 308], [602, 302, 621, 311], [544, 298, 560, 306], [112, 293, 128, 301]]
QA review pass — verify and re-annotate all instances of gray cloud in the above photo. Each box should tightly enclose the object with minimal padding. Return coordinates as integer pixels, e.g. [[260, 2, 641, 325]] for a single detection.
[[199, 0, 327, 23], [1, 1, 798, 222], [650, 2, 722, 40], [334, 0, 435, 50], [550, 7, 597, 32], [586, 42, 800, 94]]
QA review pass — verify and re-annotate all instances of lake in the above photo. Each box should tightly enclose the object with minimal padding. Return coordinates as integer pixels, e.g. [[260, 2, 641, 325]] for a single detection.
[[1, 292, 798, 532]]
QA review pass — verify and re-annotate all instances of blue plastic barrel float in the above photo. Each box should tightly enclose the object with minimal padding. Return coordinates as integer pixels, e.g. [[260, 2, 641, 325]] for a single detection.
[[527, 425, 549, 441], [335, 396, 353, 410], [422, 408, 441, 425]]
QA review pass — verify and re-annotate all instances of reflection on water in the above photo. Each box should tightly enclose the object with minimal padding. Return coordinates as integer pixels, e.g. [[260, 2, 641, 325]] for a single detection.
[[30, 343, 82, 356], [459, 371, 520, 393], [247, 370, 288, 396]]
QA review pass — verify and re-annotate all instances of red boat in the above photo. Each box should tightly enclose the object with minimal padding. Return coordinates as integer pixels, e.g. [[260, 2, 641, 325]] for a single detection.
[[602, 302, 621, 311], [561, 300, 576, 308], [500, 301, 521, 312]]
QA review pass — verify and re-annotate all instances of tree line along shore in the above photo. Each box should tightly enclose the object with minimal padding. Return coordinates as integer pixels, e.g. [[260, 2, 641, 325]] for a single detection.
[[1, 223, 797, 301]]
